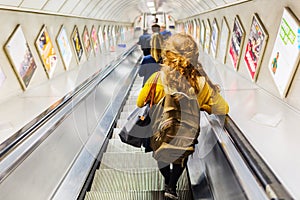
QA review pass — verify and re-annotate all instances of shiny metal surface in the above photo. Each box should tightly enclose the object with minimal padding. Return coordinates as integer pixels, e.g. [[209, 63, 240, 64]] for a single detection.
[[188, 112, 269, 200], [0, 45, 142, 200]]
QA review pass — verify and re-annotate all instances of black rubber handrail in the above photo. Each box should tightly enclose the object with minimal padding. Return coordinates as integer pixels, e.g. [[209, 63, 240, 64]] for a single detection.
[[224, 116, 293, 200]]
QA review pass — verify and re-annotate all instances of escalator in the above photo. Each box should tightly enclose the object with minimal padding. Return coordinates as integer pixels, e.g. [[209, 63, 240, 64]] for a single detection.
[[0, 44, 293, 200], [83, 75, 193, 200]]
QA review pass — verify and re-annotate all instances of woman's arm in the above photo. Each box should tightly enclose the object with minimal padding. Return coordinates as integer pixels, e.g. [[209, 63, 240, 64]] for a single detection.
[[198, 82, 229, 115], [136, 72, 165, 107]]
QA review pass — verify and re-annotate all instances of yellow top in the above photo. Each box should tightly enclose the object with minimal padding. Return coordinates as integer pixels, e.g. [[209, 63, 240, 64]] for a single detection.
[[136, 72, 229, 115]]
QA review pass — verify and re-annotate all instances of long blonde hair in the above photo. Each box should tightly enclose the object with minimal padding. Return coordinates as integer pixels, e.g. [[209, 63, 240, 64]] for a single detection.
[[161, 33, 201, 94], [150, 33, 163, 63]]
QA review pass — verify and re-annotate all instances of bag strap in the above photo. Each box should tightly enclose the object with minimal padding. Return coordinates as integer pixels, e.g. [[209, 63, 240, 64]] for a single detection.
[[144, 72, 160, 107]]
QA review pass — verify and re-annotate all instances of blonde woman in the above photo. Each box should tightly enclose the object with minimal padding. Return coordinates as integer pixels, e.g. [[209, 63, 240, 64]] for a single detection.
[[138, 33, 163, 86], [136, 33, 229, 199]]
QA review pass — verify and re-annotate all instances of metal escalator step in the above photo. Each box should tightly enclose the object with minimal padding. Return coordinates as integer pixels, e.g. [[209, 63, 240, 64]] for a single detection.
[[84, 191, 165, 200], [105, 138, 143, 152], [90, 168, 164, 191], [90, 168, 190, 192], [85, 189, 192, 200], [100, 152, 157, 169], [85, 191, 130, 200]]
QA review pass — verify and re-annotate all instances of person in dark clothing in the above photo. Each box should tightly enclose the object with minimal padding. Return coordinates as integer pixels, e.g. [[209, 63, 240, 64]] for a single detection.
[[138, 33, 163, 86], [151, 23, 161, 34], [160, 24, 172, 41], [137, 28, 151, 56]]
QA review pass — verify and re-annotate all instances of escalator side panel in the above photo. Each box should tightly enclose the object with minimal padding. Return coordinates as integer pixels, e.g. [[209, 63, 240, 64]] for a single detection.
[[0, 48, 141, 200]]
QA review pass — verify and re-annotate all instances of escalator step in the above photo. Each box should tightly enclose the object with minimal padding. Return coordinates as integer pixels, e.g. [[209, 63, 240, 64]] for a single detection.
[[90, 168, 164, 191], [85, 190, 193, 200], [84, 190, 164, 200], [100, 152, 157, 169], [90, 168, 190, 192]]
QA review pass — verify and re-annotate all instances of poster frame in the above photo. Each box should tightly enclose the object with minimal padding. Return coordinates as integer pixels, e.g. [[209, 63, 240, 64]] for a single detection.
[[228, 15, 245, 71], [4, 25, 37, 90], [204, 19, 211, 54], [71, 25, 84, 63], [90, 25, 100, 55], [218, 17, 230, 64], [268, 7, 300, 98], [35, 25, 58, 78], [82, 25, 92, 59], [243, 13, 268, 81], [211, 18, 219, 58], [56, 25, 73, 70], [200, 20, 206, 50]]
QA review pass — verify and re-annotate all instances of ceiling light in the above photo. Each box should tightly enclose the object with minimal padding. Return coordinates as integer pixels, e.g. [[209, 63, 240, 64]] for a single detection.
[[147, 2, 155, 7]]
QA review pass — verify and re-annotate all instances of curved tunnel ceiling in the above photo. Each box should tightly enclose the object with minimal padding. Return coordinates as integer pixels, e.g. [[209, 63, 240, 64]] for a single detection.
[[0, 0, 247, 22]]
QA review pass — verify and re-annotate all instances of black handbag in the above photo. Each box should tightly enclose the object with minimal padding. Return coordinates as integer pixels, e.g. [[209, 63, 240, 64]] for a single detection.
[[119, 73, 160, 148]]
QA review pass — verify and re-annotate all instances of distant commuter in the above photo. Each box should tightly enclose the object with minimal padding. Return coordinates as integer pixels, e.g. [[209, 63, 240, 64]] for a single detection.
[[160, 24, 172, 41], [139, 33, 163, 87], [137, 28, 151, 56], [151, 23, 161, 33]]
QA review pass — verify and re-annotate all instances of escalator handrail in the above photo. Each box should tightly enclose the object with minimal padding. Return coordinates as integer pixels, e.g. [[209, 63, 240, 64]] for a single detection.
[[223, 115, 293, 200], [0, 44, 138, 161]]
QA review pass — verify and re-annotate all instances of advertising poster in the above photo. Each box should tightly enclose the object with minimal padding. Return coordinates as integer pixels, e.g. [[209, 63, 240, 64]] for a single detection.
[[244, 14, 268, 81], [91, 25, 100, 55], [82, 26, 92, 59], [71, 26, 84, 63], [268, 7, 300, 98], [200, 20, 205, 50], [36, 25, 58, 78], [218, 17, 230, 64], [0, 67, 5, 88], [229, 16, 245, 70], [56, 25, 73, 70], [4, 25, 37, 90], [98, 26, 104, 53], [204, 19, 211, 54], [196, 19, 201, 45], [211, 18, 219, 58], [192, 19, 197, 39]]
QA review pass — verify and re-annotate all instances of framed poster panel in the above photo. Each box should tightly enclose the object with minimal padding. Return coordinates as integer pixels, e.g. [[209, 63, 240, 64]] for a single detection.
[[0, 67, 5, 88], [4, 25, 37, 90], [71, 25, 84, 63], [229, 16, 245, 70], [196, 19, 201, 45], [218, 17, 230, 64], [56, 25, 73, 70], [90, 25, 100, 55], [98, 26, 105, 53], [192, 19, 197, 39], [211, 18, 219, 58], [35, 25, 58, 78], [82, 26, 92, 59], [268, 7, 300, 98], [200, 20, 206, 50], [244, 14, 268, 81], [204, 19, 211, 54]]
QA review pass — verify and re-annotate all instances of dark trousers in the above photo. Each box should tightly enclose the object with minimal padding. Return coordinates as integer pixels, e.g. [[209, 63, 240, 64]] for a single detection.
[[157, 160, 187, 191], [142, 48, 151, 56]]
